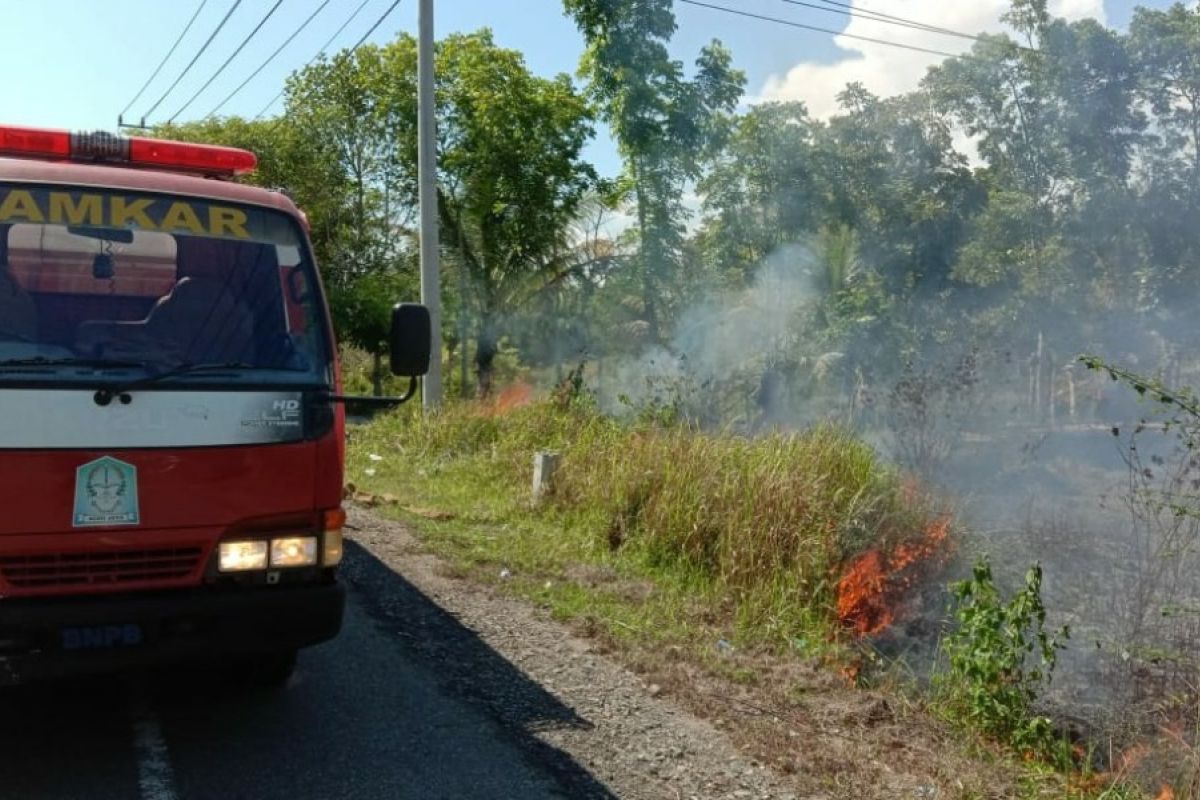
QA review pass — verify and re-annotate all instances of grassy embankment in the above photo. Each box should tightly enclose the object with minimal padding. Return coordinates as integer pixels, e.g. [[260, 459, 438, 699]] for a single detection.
[[346, 393, 1148, 797], [347, 395, 938, 659]]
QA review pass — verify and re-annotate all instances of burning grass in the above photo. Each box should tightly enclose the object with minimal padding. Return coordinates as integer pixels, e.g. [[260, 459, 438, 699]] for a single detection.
[[836, 515, 953, 636], [346, 394, 1163, 797], [350, 395, 952, 649]]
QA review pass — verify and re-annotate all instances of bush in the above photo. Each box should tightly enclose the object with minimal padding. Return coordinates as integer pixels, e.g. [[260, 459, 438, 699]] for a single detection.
[[936, 557, 1070, 762]]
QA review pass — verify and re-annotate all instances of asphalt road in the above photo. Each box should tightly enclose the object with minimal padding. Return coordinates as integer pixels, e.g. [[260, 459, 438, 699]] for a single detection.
[[0, 544, 616, 800]]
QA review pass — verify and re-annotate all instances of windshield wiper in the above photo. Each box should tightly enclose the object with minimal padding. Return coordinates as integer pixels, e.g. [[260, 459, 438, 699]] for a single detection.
[[0, 356, 147, 369], [94, 361, 309, 406]]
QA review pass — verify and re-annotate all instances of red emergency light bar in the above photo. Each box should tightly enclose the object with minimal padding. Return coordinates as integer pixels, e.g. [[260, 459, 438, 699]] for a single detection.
[[0, 125, 257, 178]]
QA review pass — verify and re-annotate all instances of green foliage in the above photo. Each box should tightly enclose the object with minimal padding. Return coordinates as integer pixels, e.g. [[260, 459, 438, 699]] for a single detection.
[[937, 558, 1070, 762], [565, 0, 745, 341], [1080, 354, 1200, 419], [163, 1, 1200, 415], [430, 31, 597, 392], [179, 29, 596, 395]]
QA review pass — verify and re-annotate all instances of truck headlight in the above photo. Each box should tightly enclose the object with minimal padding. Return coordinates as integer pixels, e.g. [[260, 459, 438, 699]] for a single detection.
[[219, 540, 268, 572], [270, 536, 318, 568]]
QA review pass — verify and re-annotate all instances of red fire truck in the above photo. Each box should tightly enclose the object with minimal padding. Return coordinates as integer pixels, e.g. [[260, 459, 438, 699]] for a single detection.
[[0, 125, 430, 686]]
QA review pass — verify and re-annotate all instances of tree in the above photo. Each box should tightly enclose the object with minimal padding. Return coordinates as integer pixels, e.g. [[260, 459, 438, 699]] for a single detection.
[[1129, 5, 1200, 317], [564, 0, 744, 343], [410, 31, 597, 396], [697, 101, 822, 287], [284, 45, 412, 302], [205, 32, 597, 397], [1130, 4, 1200, 185]]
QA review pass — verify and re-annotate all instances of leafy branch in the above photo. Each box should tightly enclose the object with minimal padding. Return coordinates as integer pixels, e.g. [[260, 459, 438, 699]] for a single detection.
[[1079, 354, 1200, 420]]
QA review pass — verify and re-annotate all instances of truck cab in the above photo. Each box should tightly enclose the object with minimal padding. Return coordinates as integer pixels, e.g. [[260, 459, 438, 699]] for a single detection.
[[0, 126, 429, 686]]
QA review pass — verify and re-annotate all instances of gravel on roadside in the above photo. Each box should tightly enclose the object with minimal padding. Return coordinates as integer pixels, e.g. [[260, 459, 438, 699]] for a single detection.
[[344, 505, 812, 800]]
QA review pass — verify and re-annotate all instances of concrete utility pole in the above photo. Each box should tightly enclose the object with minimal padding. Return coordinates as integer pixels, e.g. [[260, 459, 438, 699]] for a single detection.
[[418, 0, 442, 409]]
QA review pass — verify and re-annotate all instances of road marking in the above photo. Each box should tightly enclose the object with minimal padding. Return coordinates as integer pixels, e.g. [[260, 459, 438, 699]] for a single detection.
[[130, 688, 179, 800]]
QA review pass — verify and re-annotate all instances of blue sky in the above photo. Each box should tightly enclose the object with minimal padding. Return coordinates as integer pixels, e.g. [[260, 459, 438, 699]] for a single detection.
[[0, 0, 1174, 178]]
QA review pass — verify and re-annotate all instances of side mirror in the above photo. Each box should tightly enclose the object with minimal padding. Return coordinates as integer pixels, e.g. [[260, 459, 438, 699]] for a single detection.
[[390, 303, 432, 377]]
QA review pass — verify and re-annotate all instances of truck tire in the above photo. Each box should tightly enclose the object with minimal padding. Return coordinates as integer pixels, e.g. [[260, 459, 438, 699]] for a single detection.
[[238, 650, 298, 689]]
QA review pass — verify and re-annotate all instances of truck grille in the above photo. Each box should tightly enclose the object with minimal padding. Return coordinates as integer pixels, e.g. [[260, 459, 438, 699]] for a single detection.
[[0, 546, 204, 588]]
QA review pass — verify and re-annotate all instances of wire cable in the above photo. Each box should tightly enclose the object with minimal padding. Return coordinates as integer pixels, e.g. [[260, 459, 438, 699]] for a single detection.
[[679, 0, 977, 60], [816, 0, 973, 35], [780, 0, 1008, 47], [121, 0, 209, 122], [252, 0, 374, 120], [141, 0, 243, 122], [167, 0, 285, 123], [206, 0, 334, 118], [260, 0, 403, 128], [349, 0, 403, 50]]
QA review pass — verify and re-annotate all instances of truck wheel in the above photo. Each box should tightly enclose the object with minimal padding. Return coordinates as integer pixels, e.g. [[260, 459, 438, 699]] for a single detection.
[[237, 650, 298, 689]]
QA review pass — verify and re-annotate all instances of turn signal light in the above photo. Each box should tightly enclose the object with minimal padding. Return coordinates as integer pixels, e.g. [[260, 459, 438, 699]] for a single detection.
[[322, 508, 345, 567]]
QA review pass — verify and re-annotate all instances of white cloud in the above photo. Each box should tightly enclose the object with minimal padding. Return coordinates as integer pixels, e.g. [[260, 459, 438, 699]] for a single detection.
[[758, 0, 1107, 119]]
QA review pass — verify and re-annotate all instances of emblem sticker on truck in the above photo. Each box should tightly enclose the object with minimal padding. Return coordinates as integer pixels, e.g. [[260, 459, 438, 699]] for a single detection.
[[73, 456, 140, 527]]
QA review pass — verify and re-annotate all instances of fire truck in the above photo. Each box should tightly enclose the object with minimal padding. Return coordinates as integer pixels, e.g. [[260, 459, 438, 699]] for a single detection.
[[0, 125, 430, 686]]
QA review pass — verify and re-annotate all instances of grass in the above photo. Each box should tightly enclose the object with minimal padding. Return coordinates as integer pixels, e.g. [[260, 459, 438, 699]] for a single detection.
[[347, 396, 937, 654], [345, 394, 1150, 799]]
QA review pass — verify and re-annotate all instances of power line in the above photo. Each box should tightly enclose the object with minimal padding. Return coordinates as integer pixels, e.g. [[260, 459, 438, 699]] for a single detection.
[[350, 0, 404, 50], [678, 0, 974, 61], [781, 0, 996, 46], [815, 0, 968, 36], [120, 0, 209, 123], [206, 0, 334, 118], [808, 0, 1033, 52], [253, 0, 374, 120], [141, 0, 243, 122], [254, 0, 405, 123], [167, 0, 285, 123]]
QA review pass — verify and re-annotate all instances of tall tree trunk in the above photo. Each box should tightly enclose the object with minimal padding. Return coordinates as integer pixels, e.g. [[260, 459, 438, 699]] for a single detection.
[[354, 159, 366, 262], [460, 327, 471, 398], [475, 317, 499, 399], [458, 230, 471, 398], [634, 166, 659, 344], [1191, 101, 1200, 193]]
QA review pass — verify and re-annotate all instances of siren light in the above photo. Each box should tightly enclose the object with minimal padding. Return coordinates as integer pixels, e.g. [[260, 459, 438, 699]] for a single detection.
[[0, 125, 257, 178]]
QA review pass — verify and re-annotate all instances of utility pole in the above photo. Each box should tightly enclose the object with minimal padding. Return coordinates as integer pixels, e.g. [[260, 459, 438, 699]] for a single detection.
[[418, 0, 442, 409]]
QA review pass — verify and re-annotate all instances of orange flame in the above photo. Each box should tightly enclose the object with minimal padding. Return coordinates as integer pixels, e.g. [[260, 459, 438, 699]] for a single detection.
[[1117, 742, 1149, 774], [836, 516, 951, 636], [482, 382, 533, 416]]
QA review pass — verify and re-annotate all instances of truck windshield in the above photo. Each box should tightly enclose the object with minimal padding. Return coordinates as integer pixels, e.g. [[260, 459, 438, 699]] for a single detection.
[[0, 185, 330, 387]]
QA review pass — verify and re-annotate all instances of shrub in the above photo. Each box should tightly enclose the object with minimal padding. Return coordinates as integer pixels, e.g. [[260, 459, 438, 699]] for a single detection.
[[936, 557, 1070, 762]]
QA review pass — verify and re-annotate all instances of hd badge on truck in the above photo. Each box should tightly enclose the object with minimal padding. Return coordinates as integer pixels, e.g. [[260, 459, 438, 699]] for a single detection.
[[73, 456, 140, 527]]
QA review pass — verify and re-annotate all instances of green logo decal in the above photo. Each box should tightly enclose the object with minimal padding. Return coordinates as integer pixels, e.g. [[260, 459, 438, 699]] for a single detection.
[[73, 457, 139, 527]]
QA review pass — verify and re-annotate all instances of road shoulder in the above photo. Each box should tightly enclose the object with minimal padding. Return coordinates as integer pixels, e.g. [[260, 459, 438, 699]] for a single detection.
[[346, 505, 803, 800]]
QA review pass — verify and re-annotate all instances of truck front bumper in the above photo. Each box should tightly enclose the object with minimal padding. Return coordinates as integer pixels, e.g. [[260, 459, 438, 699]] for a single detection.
[[0, 581, 344, 685]]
